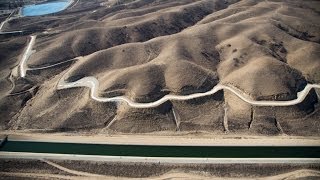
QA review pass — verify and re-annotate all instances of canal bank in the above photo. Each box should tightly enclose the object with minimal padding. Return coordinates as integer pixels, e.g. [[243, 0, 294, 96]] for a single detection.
[[4, 132, 320, 146], [0, 135, 7, 148]]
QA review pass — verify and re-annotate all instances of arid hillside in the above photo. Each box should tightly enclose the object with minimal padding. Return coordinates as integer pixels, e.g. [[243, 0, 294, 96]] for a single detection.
[[0, 0, 319, 136]]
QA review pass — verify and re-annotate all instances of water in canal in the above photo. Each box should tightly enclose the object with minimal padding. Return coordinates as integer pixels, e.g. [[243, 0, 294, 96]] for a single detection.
[[22, 0, 71, 16], [1, 141, 320, 158]]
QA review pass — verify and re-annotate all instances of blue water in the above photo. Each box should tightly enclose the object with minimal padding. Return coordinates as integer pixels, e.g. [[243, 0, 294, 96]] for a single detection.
[[22, 0, 71, 16]]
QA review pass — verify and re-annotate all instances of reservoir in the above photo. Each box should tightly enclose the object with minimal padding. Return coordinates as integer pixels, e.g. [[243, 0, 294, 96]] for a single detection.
[[22, 0, 71, 16], [1, 141, 320, 158]]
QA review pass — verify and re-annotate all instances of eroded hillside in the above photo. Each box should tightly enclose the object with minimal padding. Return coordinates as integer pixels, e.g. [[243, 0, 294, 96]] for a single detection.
[[0, 0, 319, 136]]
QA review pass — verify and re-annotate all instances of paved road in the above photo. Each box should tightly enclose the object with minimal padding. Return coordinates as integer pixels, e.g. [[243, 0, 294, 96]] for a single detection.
[[1, 152, 319, 164], [20, 35, 36, 77]]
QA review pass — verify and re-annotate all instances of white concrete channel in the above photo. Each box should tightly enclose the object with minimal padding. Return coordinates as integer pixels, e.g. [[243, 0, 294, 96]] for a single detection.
[[17, 35, 320, 108]]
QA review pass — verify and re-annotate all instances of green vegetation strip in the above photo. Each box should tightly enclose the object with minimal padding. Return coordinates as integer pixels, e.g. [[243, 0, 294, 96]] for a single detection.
[[1, 141, 320, 158]]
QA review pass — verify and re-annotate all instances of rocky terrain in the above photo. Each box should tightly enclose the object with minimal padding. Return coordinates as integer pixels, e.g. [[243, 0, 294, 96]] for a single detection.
[[0, 0, 319, 136]]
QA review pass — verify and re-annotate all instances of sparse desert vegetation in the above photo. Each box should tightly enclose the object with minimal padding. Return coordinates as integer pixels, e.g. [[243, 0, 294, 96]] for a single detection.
[[0, 0, 319, 136]]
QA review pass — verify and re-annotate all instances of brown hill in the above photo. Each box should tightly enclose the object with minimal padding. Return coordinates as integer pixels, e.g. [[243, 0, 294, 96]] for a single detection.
[[0, 0, 319, 136]]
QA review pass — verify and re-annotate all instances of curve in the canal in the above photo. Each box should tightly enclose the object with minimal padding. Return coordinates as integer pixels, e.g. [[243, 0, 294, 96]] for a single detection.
[[18, 35, 320, 108]]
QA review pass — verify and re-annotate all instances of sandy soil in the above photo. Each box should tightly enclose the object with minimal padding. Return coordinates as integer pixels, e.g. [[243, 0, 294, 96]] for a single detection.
[[1, 158, 320, 179], [1, 170, 320, 179]]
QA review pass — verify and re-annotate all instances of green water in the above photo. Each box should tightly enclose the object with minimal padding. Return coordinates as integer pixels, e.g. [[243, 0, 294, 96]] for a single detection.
[[1, 141, 319, 158]]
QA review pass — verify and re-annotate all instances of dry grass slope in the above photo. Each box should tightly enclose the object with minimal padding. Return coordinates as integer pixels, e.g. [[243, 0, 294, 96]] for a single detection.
[[0, 0, 319, 135]]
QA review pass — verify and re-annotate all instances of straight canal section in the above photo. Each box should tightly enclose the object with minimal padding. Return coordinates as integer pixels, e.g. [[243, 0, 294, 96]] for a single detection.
[[0, 140, 320, 158]]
